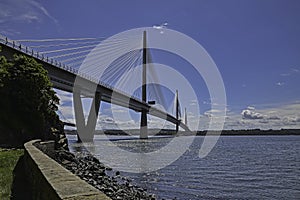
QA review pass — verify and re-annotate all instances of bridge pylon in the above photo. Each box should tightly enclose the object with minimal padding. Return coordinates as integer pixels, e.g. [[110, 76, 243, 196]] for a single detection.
[[184, 107, 188, 125], [140, 31, 148, 139], [175, 90, 180, 133]]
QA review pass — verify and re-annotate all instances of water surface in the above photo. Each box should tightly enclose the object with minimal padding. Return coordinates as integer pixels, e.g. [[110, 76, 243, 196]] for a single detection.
[[68, 135, 300, 199]]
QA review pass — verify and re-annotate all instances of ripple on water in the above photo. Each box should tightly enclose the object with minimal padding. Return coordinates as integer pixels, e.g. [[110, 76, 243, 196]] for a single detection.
[[67, 135, 300, 200]]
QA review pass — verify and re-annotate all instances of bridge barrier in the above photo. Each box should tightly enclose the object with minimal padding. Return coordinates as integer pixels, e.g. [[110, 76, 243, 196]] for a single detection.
[[21, 140, 111, 200]]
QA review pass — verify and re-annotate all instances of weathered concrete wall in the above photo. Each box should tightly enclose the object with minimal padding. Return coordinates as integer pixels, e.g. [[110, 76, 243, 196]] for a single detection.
[[22, 140, 111, 200]]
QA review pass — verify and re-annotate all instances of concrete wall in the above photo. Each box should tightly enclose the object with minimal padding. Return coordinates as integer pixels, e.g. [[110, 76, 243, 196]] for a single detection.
[[22, 140, 111, 200]]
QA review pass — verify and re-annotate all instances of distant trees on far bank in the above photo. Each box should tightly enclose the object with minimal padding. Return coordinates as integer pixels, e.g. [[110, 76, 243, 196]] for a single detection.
[[195, 129, 300, 136]]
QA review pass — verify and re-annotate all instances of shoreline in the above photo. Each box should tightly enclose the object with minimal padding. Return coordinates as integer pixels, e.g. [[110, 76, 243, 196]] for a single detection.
[[35, 143, 159, 200], [64, 129, 300, 136]]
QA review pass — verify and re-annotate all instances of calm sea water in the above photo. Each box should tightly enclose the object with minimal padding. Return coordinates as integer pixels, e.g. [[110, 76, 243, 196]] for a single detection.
[[67, 135, 300, 199]]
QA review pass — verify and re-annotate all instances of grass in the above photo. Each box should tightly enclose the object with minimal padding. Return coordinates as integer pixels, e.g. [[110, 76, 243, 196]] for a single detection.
[[0, 148, 24, 200]]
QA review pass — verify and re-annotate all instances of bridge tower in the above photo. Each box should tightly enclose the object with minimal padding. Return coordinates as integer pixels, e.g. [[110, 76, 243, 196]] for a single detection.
[[175, 90, 180, 133], [140, 31, 148, 139], [184, 107, 188, 125]]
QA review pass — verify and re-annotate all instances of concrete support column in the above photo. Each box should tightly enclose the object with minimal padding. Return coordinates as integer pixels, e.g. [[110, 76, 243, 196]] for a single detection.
[[73, 91, 101, 142], [140, 110, 148, 139], [140, 30, 148, 139]]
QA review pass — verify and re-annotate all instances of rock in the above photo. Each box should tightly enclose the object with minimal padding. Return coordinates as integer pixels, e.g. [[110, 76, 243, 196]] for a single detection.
[[51, 127, 69, 151], [36, 144, 156, 200], [149, 194, 156, 200], [62, 160, 71, 165], [106, 166, 112, 171], [104, 187, 114, 194]]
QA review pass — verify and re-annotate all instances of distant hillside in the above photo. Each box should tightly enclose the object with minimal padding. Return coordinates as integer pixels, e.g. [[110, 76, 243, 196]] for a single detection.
[[64, 129, 300, 136], [196, 129, 300, 136]]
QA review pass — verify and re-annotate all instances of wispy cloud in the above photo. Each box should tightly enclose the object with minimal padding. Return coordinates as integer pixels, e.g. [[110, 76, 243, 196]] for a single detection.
[[0, 0, 58, 35], [280, 73, 290, 77], [29, 0, 58, 24], [0, 29, 21, 36], [280, 68, 300, 77]]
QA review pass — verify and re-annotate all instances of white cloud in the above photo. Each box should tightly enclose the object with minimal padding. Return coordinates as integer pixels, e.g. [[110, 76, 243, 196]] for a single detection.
[[153, 22, 168, 34], [241, 106, 281, 121], [153, 22, 168, 29], [189, 99, 198, 106], [55, 90, 74, 124], [204, 109, 225, 118], [267, 115, 280, 120], [224, 102, 300, 130], [247, 106, 255, 110], [111, 108, 127, 113], [282, 116, 300, 124], [55, 89, 72, 103], [276, 82, 285, 86], [241, 109, 264, 119], [0, 0, 57, 26]]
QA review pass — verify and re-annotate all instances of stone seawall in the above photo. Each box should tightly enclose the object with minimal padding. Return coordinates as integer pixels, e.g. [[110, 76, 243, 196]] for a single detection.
[[21, 140, 111, 200]]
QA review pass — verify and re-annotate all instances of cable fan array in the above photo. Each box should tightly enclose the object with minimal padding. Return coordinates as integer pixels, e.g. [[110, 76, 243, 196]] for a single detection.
[[0, 33, 176, 114]]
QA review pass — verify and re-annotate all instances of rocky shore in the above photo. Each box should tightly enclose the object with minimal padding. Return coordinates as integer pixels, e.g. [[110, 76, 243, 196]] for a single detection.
[[36, 144, 157, 200]]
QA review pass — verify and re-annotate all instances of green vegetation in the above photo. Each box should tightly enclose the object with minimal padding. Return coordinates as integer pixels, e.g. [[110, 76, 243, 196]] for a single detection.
[[0, 148, 23, 200], [0, 48, 61, 146]]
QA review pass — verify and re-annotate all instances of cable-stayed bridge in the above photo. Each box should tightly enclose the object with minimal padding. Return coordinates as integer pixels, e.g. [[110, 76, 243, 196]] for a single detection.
[[0, 32, 190, 141]]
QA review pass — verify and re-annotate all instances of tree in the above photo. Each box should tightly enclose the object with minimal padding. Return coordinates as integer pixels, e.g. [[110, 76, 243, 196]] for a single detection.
[[0, 51, 61, 145]]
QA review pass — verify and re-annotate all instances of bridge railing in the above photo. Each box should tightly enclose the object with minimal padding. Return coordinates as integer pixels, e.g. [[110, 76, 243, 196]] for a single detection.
[[0, 34, 145, 104]]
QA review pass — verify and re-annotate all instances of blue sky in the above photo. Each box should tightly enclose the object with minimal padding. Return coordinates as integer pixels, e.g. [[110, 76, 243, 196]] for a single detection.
[[1, 0, 300, 130]]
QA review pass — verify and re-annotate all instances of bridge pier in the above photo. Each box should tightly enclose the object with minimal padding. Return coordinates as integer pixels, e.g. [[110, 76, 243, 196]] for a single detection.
[[140, 110, 148, 139], [73, 90, 101, 142], [140, 30, 148, 139]]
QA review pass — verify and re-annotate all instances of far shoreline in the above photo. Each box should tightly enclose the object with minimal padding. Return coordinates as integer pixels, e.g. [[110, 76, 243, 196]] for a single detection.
[[64, 128, 300, 136]]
